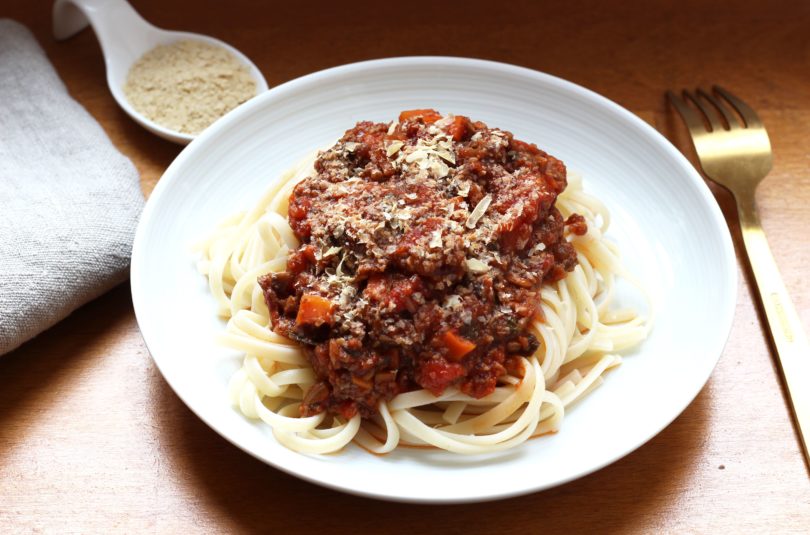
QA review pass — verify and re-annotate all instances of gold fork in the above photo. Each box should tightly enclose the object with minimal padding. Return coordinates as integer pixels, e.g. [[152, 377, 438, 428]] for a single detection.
[[668, 86, 810, 470]]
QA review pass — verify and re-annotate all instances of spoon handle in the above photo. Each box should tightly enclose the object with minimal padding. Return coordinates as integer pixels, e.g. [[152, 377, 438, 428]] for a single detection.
[[52, 0, 152, 44]]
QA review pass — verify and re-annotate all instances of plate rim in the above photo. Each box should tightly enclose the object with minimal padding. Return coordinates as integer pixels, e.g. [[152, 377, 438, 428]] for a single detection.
[[131, 55, 737, 503]]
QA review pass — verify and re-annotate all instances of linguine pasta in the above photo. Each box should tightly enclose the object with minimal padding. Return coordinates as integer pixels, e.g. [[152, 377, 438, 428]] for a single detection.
[[195, 153, 649, 455]]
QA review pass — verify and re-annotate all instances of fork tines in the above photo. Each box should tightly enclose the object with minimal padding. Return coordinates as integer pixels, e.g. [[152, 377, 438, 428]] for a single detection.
[[667, 86, 763, 133]]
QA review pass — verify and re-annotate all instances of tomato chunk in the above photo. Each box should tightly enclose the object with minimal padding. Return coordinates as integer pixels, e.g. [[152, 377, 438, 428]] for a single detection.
[[442, 330, 476, 361], [417, 359, 465, 395], [399, 108, 442, 124], [363, 274, 422, 313], [296, 294, 334, 326]]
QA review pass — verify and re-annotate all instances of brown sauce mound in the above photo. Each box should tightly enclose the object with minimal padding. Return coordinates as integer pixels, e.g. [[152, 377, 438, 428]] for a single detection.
[[260, 110, 584, 420]]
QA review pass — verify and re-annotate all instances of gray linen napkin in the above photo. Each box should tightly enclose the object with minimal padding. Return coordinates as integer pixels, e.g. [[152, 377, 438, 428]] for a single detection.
[[0, 20, 144, 355]]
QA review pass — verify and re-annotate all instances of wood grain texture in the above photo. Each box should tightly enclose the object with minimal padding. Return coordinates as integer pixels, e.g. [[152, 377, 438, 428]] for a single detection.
[[2, 0, 809, 533]]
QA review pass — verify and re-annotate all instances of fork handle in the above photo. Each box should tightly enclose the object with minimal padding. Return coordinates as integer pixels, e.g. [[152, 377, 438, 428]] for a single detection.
[[737, 193, 810, 469]]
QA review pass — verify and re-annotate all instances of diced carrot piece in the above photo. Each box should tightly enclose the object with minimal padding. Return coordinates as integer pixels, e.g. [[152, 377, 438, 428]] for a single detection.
[[296, 294, 334, 326], [442, 330, 476, 361], [448, 115, 469, 141], [399, 108, 442, 124]]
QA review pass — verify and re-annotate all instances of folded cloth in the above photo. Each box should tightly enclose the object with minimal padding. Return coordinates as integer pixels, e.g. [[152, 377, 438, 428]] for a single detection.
[[0, 20, 144, 355]]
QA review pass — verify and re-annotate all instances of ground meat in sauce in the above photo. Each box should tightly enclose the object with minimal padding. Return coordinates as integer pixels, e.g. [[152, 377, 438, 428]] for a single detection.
[[259, 110, 585, 420]]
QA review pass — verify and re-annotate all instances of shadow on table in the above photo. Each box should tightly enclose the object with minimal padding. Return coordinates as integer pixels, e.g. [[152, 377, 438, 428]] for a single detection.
[[153, 367, 710, 535], [0, 284, 133, 463]]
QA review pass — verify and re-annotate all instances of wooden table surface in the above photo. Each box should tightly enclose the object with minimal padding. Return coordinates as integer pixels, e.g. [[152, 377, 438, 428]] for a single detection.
[[3, 0, 809, 532]]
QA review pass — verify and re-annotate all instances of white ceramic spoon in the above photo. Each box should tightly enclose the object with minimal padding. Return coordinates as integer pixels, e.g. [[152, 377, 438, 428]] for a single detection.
[[52, 0, 268, 145]]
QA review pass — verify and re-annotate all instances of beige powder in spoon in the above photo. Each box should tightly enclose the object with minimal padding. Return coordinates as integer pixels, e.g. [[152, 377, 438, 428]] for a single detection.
[[124, 40, 257, 135]]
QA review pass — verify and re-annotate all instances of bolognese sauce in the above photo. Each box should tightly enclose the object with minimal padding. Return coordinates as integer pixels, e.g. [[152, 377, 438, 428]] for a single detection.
[[259, 110, 584, 420]]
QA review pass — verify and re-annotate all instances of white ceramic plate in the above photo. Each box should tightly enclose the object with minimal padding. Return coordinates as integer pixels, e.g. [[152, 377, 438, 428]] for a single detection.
[[131, 57, 736, 503]]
